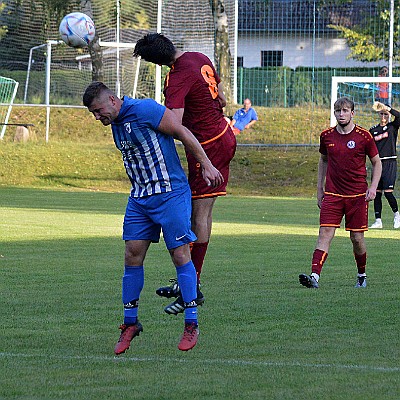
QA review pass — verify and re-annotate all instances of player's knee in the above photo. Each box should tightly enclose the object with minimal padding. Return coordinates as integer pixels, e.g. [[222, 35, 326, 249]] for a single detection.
[[124, 243, 144, 265], [350, 231, 364, 247], [169, 244, 191, 266]]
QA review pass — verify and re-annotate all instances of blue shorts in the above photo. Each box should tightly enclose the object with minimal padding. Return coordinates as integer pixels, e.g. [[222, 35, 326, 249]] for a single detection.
[[123, 186, 197, 250]]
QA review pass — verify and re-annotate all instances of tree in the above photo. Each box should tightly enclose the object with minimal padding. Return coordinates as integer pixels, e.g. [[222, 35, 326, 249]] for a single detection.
[[211, 0, 232, 103], [327, 0, 400, 62], [80, 0, 103, 81], [0, 2, 7, 40]]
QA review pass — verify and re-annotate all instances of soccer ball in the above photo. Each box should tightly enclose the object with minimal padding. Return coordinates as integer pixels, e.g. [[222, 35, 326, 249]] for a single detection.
[[59, 12, 95, 48]]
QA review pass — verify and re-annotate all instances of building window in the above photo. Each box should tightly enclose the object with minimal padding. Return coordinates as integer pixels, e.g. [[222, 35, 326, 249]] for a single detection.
[[261, 51, 283, 67], [237, 57, 244, 67]]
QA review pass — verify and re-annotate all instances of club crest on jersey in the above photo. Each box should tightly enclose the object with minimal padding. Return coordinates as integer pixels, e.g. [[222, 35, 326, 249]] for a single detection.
[[347, 140, 356, 149], [124, 122, 131, 134]]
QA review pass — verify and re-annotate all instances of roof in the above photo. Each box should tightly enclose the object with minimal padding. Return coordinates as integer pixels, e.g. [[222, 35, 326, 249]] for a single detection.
[[238, 0, 377, 33]]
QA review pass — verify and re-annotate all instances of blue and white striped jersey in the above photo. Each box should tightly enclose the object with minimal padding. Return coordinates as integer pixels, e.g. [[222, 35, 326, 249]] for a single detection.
[[111, 97, 188, 197]]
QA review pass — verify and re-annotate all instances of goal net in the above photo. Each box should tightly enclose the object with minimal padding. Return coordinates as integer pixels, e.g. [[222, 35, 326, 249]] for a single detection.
[[331, 76, 400, 128], [0, 76, 19, 139], [1, 0, 236, 106]]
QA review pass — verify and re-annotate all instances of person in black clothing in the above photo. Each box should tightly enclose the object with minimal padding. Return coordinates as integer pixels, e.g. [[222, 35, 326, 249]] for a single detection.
[[369, 101, 400, 229]]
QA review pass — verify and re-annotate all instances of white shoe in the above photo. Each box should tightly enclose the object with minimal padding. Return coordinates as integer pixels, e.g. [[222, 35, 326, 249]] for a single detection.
[[370, 219, 383, 229], [394, 213, 400, 229]]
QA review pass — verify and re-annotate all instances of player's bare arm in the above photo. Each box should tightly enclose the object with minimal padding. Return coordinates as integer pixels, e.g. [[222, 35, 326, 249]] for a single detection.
[[245, 120, 257, 130], [317, 154, 328, 208], [170, 108, 184, 125], [158, 108, 224, 187], [366, 154, 382, 202]]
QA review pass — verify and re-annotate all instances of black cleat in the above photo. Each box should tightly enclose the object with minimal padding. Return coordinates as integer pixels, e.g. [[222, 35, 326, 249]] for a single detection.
[[299, 273, 319, 288], [164, 288, 205, 315], [156, 278, 180, 298]]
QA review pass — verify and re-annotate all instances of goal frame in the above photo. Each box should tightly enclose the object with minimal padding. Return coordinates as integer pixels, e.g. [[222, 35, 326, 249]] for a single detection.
[[0, 77, 19, 140], [331, 76, 400, 127]]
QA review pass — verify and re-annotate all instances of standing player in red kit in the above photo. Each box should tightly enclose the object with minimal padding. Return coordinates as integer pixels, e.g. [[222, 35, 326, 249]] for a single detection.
[[134, 33, 237, 314], [299, 97, 382, 289]]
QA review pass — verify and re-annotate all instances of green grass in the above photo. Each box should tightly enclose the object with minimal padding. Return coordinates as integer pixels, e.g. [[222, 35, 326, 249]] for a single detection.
[[0, 141, 321, 197], [4, 105, 329, 145], [0, 188, 399, 399]]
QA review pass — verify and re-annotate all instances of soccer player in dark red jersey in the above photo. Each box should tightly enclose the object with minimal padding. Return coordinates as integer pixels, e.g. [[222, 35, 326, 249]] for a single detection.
[[369, 101, 400, 229], [299, 97, 382, 289], [134, 33, 237, 314]]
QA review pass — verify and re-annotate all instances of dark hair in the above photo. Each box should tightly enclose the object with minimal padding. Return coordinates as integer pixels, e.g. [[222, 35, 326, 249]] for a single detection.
[[83, 81, 112, 107], [380, 66, 388, 74], [334, 96, 354, 111], [133, 33, 176, 66]]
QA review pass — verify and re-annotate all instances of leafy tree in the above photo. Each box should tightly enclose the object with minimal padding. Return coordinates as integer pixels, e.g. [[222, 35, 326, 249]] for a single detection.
[[327, 0, 400, 62], [0, 2, 7, 40]]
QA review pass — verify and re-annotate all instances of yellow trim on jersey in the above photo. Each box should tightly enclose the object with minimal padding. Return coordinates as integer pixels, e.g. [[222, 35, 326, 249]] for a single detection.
[[199, 122, 230, 145], [192, 191, 227, 199], [324, 191, 366, 198]]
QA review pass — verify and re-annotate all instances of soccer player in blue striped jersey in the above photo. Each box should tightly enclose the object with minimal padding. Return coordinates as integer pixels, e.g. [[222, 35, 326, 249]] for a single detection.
[[83, 81, 223, 352]]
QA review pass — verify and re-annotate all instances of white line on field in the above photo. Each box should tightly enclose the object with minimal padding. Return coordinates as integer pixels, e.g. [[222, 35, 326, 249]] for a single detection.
[[0, 352, 398, 373]]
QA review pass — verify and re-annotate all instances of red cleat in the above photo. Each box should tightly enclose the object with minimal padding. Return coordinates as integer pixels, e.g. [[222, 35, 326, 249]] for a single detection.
[[178, 322, 199, 351], [114, 322, 143, 355]]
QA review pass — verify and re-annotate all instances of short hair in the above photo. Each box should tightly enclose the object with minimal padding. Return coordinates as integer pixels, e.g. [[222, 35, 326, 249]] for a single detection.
[[133, 33, 176, 65], [380, 66, 388, 74], [83, 81, 113, 107], [334, 96, 354, 111]]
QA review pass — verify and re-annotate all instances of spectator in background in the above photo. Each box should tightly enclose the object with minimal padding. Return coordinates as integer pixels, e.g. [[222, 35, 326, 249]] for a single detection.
[[376, 66, 389, 106], [230, 98, 258, 135]]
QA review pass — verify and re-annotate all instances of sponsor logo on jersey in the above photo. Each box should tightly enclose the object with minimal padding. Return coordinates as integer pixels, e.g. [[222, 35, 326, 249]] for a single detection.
[[124, 122, 131, 134], [347, 140, 356, 149]]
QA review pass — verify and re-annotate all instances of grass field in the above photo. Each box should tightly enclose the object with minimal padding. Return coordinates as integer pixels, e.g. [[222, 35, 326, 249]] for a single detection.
[[0, 187, 399, 399]]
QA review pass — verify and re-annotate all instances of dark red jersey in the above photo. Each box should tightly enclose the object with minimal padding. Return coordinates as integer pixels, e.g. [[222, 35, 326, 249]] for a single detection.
[[319, 125, 379, 196], [164, 52, 229, 143]]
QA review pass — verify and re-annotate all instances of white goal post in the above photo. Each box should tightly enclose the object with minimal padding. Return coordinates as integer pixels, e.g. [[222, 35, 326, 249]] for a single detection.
[[0, 77, 19, 140], [331, 76, 400, 127]]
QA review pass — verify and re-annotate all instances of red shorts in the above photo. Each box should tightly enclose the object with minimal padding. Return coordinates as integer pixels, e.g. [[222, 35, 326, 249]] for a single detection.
[[186, 127, 236, 199], [320, 193, 369, 231]]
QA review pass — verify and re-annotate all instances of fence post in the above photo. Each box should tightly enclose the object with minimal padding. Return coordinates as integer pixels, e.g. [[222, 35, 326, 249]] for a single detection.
[[284, 69, 287, 108]]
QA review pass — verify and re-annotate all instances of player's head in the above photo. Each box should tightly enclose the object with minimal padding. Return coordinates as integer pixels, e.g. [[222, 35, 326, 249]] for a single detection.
[[378, 110, 391, 125], [334, 97, 355, 127], [379, 66, 388, 76], [133, 33, 176, 66], [83, 81, 121, 126]]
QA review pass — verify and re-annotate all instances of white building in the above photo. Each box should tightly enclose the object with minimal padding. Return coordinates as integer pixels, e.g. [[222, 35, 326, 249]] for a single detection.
[[237, 0, 383, 69]]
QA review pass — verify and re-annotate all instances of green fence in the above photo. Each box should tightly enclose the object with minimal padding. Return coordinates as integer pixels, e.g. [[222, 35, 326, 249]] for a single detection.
[[237, 66, 392, 107]]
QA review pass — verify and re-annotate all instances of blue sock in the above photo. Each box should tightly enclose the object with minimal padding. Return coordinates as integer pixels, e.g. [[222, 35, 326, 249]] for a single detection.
[[122, 265, 144, 325], [176, 261, 198, 324]]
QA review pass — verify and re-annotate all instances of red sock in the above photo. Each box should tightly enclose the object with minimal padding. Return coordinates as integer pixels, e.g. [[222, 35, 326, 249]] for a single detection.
[[311, 249, 328, 275], [354, 252, 366, 275], [190, 242, 209, 283]]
